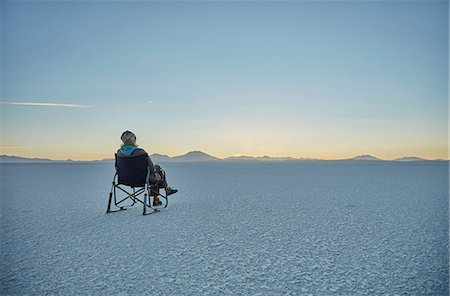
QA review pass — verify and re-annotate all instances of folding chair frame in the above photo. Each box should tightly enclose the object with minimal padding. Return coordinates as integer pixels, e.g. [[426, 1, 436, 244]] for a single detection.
[[107, 173, 169, 215]]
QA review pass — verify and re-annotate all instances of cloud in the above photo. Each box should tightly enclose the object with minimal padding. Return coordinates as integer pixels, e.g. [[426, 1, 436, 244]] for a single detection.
[[0, 101, 93, 108]]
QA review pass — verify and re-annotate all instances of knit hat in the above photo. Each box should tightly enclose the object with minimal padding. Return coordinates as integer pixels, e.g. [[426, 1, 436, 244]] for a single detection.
[[121, 130, 136, 146]]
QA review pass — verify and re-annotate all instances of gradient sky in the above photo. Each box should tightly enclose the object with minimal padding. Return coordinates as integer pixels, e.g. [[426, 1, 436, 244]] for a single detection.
[[1, 0, 448, 160]]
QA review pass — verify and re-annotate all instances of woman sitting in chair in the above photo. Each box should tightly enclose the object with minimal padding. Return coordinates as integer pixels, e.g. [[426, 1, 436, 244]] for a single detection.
[[117, 130, 178, 206]]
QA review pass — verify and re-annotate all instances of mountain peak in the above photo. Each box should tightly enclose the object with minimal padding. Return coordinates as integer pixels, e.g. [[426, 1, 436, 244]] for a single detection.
[[184, 151, 209, 156], [171, 151, 220, 162], [349, 155, 382, 161], [393, 156, 427, 162]]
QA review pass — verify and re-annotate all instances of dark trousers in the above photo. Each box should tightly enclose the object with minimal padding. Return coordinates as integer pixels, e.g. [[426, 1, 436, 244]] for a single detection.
[[149, 165, 168, 195]]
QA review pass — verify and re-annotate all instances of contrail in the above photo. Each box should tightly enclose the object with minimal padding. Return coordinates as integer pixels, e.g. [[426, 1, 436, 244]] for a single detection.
[[0, 101, 93, 108]]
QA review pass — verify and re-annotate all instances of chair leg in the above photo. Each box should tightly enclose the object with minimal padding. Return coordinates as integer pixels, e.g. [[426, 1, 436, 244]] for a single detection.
[[143, 193, 147, 215], [106, 185, 128, 213], [162, 193, 169, 208], [143, 193, 158, 215], [107, 192, 113, 213]]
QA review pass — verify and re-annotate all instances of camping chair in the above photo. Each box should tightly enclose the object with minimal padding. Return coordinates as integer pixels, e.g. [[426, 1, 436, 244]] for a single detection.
[[107, 153, 168, 215]]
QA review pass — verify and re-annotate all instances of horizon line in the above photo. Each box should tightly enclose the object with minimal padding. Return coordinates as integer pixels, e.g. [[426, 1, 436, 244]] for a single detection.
[[0, 152, 447, 162]]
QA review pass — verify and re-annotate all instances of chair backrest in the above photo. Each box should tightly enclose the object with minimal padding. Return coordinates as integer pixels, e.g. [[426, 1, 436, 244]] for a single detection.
[[115, 153, 150, 187]]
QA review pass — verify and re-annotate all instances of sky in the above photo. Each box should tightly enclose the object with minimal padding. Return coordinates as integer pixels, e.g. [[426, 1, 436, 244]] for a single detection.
[[0, 0, 448, 161]]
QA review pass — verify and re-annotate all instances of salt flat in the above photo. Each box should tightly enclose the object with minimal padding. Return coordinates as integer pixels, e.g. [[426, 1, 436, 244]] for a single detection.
[[0, 162, 448, 295]]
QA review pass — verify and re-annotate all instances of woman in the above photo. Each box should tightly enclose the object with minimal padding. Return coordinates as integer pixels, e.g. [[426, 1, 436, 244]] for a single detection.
[[117, 130, 178, 206]]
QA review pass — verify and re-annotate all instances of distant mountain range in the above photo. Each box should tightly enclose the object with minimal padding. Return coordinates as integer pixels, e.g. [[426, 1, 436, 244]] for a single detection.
[[0, 155, 112, 163], [151, 151, 220, 163], [0, 155, 58, 163], [0, 152, 445, 163]]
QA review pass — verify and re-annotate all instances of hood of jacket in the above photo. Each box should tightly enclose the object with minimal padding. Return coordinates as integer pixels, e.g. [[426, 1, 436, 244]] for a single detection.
[[119, 145, 138, 156]]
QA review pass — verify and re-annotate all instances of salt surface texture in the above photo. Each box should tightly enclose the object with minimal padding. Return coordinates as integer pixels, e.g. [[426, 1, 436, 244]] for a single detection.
[[1, 162, 448, 295]]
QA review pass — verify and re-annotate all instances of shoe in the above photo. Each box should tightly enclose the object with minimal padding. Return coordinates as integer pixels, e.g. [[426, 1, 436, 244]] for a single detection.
[[166, 188, 178, 196], [153, 199, 162, 206]]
